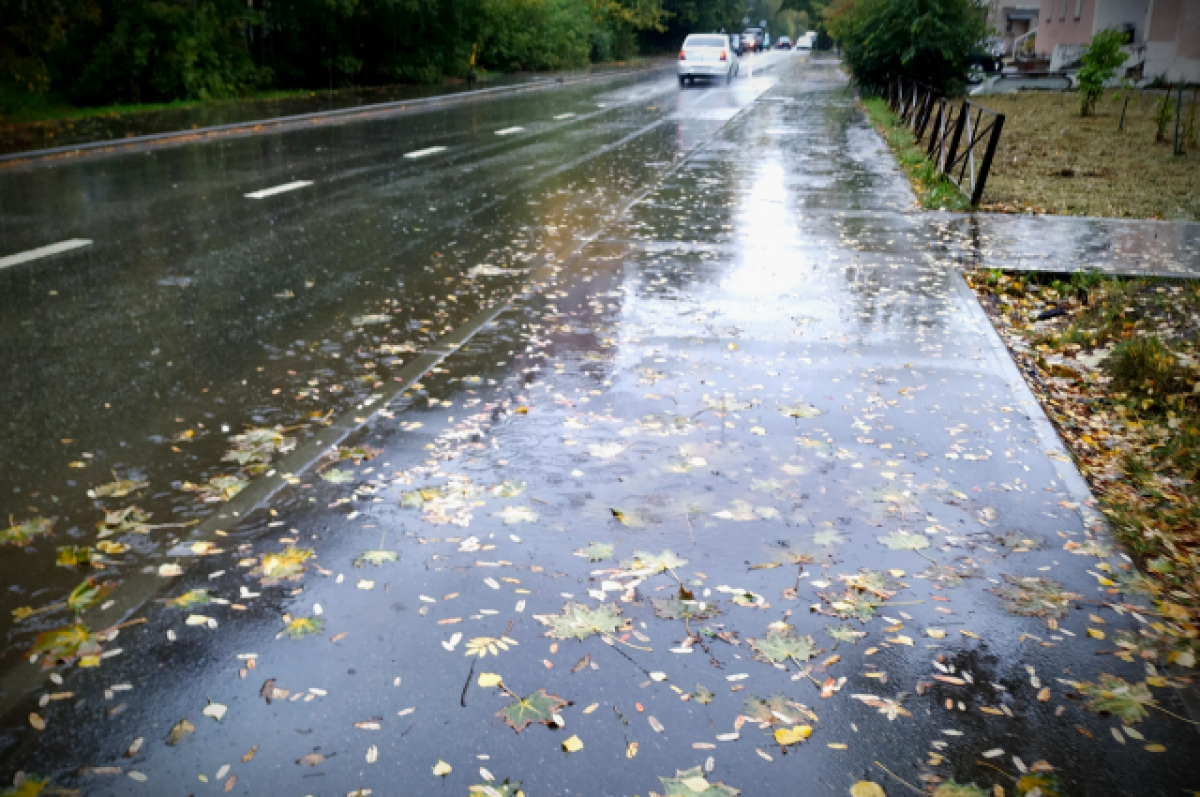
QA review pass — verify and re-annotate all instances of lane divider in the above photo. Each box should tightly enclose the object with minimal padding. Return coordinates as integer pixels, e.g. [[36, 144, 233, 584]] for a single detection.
[[403, 146, 448, 160], [244, 180, 313, 199], [0, 239, 92, 271], [495, 126, 525, 136]]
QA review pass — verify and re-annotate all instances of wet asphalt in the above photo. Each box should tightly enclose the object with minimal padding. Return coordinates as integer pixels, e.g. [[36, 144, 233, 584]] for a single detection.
[[1, 54, 1197, 796]]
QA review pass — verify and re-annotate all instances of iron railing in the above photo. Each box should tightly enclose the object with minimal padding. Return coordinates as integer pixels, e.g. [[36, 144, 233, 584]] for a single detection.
[[882, 77, 1006, 206]]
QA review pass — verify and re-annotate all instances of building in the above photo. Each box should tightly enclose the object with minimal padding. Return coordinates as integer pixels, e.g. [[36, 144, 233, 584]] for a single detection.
[[988, 2, 1041, 56], [1034, 0, 1200, 81]]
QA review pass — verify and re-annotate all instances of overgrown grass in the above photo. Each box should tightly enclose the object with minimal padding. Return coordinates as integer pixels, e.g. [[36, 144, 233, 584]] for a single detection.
[[861, 96, 972, 212], [967, 269, 1200, 666]]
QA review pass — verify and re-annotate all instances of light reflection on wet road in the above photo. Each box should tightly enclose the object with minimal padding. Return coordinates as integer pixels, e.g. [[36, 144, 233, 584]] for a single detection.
[[1, 55, 1197, 796]]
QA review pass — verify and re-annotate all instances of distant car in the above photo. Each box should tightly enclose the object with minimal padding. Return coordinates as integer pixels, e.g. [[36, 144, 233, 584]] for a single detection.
[[741, 28, 765, 52], [777, 36, 792, 49], [678, 33, 739, 86]]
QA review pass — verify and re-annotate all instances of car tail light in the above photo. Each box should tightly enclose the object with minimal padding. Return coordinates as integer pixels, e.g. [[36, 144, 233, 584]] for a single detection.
[[720, 50, 727, 61], [679, 50, 686, 60]]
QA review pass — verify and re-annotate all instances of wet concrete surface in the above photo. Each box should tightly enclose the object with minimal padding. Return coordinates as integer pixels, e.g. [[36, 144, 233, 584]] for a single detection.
[[1, 54, 1197, 795], [0, 61, 667, 157]]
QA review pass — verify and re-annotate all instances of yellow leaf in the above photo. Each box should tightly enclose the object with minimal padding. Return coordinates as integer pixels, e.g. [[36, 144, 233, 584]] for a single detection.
[[773, 725, 812, 745], [851, 781, 886, 797], [583, 703, 599, 714], [926, 629, 946, 639], [888, 569, 905, 577], [1087, 628, 1106, 640], [1146, 676, 1168, 687], [626, 741, 638, 758], [477, 673, 503, 689], [828, 743, 848, 749], [562, 735, 584, 753], [432, 760, 453, 776], [888, 635, 914, 646], [1144, 743, 1167, 753]]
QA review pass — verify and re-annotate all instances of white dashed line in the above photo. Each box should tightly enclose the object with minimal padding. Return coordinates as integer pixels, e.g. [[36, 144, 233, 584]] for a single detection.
[[495, 127, 524, 136], [553, 113, 576, 120], [244, 181, 313, 199], [404, 146, 448, 159], [0, 239, 92, 270]]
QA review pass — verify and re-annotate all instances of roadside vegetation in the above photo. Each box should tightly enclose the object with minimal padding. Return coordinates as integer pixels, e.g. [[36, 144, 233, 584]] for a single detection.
[[861, 96, 972, 211], [967, 269, 1200, 668], [0, 0, 833, 124]]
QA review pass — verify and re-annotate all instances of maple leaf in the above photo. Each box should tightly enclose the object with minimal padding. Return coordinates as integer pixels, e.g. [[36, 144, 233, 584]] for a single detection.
[[536, 602, 625, 640], [779, 401, 823, 419], [574, 542, 614, 561], [659, 766, 740, 796], [494, 506, 537, 524], [652, 596, 721, 621], [1014, 772, 1064, 797], [251, 547, 313, 584], [691, 684, 715, 704], [469, 779, 525, 797], [87, 478, 148, 499], [496, 688, 568, 733], [818, 590, 881, 623], [878, 531, 930, 551], [465, 635, 519, 657], [56, 546, 96, 568], [610, 507, 648, 527], [1074, 673, 1156, 723], [991, 574, 1079, 618], [825, 624, 867, 647], [354, 550, 400, 567], [747, 628, 819, 665], [919, 563, 977, 587], [993, 529, 1044, 553], [620, 549, 688, 574], [279, 617, 324, 639], [743, 693, 806, 726], [329, 445, 381, 463], [67, 578, 117, 614], [932, 782, 989, 797], [181, 474, 247, 502], [165, 589, 212, 609], [322, 469, 355, 484], [850, 692, 911, 721], [27, 623, 104, 669], [492, 480, 526, 498], [841, 570, 900, 599], [1, 516, 53, 547], [812, 529, 846, 547]]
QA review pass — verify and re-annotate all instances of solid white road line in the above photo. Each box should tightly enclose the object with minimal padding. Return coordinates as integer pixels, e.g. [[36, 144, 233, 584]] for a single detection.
[[244, 180, 313, 199], [404, 146, 448, 159], [0, 239, 92, 271], [553, 113, 576, 120], [495, 126, 524, 136]]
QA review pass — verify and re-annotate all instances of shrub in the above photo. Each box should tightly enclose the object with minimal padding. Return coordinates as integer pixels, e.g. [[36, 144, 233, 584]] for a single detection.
[[825, 0, 988, 95], [1077, 28, 1128, 116]]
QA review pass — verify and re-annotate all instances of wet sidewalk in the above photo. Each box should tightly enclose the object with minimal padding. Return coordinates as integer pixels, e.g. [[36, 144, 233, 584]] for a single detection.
[[2, 60, 1196, 797]]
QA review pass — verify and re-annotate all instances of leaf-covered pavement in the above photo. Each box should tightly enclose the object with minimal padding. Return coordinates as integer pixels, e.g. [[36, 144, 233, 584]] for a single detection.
[[1, 60, 1197, 795]]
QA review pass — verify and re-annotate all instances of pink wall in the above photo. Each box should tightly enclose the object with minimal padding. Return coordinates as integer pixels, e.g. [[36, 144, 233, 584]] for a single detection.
[[1036, 0, 1098, 53], [1178, 0, 1200, 58]]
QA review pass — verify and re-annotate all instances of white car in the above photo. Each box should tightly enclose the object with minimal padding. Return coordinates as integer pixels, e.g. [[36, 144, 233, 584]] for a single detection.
[[678, 33, 739, 86]]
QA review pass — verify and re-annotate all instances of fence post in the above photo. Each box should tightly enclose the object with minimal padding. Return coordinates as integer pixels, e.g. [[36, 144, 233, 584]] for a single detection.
[[944, 100, 969, 178], [971, 112, 1005, 206], [1175, 83, 1185, 155], [926, 99, 944, 158]]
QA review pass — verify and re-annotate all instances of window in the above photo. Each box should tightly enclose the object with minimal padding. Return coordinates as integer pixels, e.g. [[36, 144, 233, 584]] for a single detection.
[[1060, 0, 1067, 21], [1074, 0, 1081, 19]]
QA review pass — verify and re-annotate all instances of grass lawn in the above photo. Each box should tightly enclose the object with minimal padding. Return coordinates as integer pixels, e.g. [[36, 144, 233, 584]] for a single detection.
[[967, 269, 1200, 668], [972, 88, 1199, 220], [0, 87, 319, 126]]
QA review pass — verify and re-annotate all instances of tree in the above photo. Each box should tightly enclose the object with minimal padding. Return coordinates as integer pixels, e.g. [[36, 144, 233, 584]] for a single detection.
[[825, 0, 988, 94], [1077, 28, 1128, 117]]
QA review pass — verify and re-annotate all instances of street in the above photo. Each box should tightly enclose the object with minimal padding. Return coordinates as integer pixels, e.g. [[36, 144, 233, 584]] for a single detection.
[[1, 53, 1196, 796]]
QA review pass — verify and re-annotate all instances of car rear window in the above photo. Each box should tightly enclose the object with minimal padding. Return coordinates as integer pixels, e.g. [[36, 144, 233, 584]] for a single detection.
[[685, 36, 728, 48]]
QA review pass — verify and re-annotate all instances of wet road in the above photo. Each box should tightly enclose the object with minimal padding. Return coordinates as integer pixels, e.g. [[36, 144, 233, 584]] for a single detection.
[[2, 53, 1198, 796]]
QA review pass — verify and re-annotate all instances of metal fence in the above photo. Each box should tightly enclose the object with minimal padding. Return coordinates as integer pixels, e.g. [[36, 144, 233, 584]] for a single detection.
[[883, 77, 1006, 206]]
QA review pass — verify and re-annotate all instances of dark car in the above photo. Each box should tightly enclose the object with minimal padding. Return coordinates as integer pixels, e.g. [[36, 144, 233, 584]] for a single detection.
[[741, 28, 765, 53], [776, 36, 792, 49]]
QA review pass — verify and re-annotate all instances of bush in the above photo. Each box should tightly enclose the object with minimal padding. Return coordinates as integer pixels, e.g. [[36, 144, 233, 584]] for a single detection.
[[825, 0, 988, 95], [1106, 335, 1183, 397], [477, 0, 592, 71], [1077, 28, 1128, 116]]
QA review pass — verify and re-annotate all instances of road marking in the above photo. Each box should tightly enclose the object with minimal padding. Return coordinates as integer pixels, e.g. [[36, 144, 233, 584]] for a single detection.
[[495, 126, 524, 136], [404, 146, 448, 159], [553, 113, 576, 120], [244, 180, 313, 199], [0, 239, 92, 270]]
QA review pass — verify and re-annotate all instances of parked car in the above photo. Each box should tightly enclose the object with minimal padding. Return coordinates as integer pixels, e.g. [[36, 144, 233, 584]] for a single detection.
[[741, 28, 765, 52], [678, 33, 739, 86], [776, 36, 792, 49]]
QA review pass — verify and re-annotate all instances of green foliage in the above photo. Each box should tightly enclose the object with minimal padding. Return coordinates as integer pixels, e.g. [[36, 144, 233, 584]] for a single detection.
[[478, 0, 592, 71], [747, 628, 819, 664], [659, 766, 740, 796], [1106, 335, 1183, 398], [1077, 28, 1129, 117], [1075, 673, 1155, 723], [825, 0, 988, 94], [495, 688, 569, 732], [991, 574, 1078, 617], [537, 602, 625, 639]]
